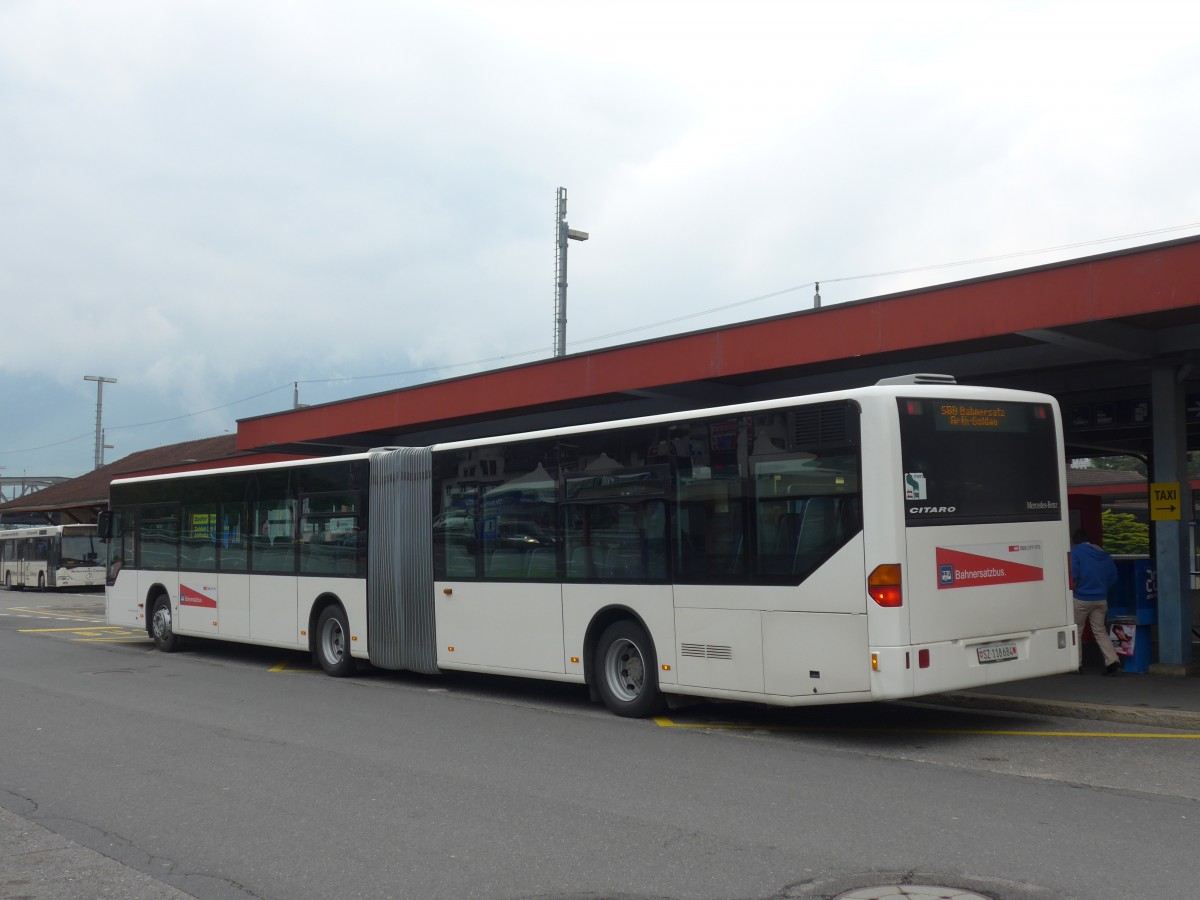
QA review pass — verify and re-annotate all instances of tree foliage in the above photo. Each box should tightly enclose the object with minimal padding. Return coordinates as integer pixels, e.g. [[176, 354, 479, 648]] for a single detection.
[[1089, 455, 1146, 476], [1088, 452, 1200, 478], [1102, 509, 1149, 555]]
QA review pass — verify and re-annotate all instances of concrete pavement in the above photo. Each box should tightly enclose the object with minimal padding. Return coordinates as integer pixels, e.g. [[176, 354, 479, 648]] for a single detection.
[[923, 661, 1200, 730], [0, 805, 191, 900]]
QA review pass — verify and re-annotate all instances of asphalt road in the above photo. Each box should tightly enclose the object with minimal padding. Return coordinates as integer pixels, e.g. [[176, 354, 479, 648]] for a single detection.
[[2, 591, 1198, 900]]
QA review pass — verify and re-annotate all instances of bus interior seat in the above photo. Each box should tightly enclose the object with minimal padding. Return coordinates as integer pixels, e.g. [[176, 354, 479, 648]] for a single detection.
[[444, 543, 474, 577], [611, 545, 644, 579], [789, 496, 841, 573], [525, 548, 556, 579], [567, 546, 590, 578], [487, 548, 527, 578]]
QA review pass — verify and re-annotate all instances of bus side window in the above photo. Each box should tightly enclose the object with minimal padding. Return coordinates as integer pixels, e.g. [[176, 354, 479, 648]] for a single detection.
[[252, 500, 296, 574], [181, 503, 217, 571], [139, 504, 180, 571], [675, 473, 744, 580], [752, 452, 862, 580], [121, 509, 136, 571], [298, 492, 361, 576], [219, 503, 248, 571]]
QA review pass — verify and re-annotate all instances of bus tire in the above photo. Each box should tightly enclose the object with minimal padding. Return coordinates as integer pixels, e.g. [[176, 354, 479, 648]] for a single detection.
[[37, 572, 45, 591], [3, 571, 9, 590], [595, 620, 664, 718], [316, 605, 356, 677], [150, 594, 180, 653]]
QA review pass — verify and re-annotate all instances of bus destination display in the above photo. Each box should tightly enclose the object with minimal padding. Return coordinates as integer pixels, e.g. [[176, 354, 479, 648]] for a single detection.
[[933, 402, 1030, 433]]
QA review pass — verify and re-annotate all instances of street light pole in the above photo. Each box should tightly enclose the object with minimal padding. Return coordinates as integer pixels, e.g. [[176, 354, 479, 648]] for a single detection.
[[83, 375, 117, 470], [554, 187, 588, 358]]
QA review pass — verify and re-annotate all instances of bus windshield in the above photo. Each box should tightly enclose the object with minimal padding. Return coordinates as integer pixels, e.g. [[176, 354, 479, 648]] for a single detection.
[[61, 532, 102, 568], [897, 397, 1061, 526]]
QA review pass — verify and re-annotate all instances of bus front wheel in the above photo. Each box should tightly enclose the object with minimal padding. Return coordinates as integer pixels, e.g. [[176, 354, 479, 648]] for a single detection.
[[316, 605, 356, 677], [595, 621, 664, 718], [37, 572, 45, 591], [150, 595, 180, 652]]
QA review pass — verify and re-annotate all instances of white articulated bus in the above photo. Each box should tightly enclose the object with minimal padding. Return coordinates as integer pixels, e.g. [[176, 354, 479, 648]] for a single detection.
[[1, 524, 105, 591], [102, 376, 1079, 716]]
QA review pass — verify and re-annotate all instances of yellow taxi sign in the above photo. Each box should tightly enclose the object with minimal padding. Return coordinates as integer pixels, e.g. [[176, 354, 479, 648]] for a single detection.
[[1150, 482, 1181, 521]]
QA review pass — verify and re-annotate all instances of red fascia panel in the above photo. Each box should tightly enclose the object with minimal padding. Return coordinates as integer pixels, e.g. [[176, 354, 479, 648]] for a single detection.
[[236, 321, 880, 452], [1091, 248, 1200, 318], [714, 304, 887, 368], [881, 245, 1200, 346], [238, 367, 591, 451], [236, 304, 889, 452], [236, 240, 1200, 452], [119, 452, 309, 480], [1068, 484, 1148, 497], [1069, 479, 1200, 498], [878, 268, 1088, 347], [585, 335, 728, 386], [578, 310, 882, 381]]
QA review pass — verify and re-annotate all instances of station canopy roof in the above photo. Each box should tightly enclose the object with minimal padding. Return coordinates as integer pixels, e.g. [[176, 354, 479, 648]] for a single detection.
[[0, 436, 298, 524], [235, 234, 1200, 463]]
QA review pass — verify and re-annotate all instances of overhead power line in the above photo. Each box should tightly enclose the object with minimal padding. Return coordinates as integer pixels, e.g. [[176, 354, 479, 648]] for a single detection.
[[3, 221, 1198, 457], [107, 384, 294, 430], [0, 432, 94, 455]]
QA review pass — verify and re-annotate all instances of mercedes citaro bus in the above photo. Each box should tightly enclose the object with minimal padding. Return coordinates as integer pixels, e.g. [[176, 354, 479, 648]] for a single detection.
[[102, 375, 1078, 716]]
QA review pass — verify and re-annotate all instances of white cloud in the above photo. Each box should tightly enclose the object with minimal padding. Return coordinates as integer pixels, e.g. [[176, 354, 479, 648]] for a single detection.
[[2, 0, 1199, 475]]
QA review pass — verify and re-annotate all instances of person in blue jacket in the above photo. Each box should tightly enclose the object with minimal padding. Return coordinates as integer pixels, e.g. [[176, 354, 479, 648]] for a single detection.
[[1070, 528, 1121, 675]]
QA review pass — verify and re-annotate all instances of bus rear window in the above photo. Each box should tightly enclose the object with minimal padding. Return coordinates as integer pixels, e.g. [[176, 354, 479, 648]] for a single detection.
[[897, 398, 1061, 525]]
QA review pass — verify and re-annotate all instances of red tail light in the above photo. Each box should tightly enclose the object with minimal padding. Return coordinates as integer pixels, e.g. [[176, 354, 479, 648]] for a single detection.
[[868, 564, 903, 607]]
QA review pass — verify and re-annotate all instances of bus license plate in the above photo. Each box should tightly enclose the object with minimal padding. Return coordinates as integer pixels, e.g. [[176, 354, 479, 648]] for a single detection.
[[976, 642, 1018, 664]]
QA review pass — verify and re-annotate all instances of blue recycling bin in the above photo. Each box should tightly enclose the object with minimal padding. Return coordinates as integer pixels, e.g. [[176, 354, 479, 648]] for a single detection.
[[1107, 558, 1157, 673]]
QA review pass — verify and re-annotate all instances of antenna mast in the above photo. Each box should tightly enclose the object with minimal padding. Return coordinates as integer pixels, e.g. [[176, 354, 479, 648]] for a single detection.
[[553, 187, 588, 358]]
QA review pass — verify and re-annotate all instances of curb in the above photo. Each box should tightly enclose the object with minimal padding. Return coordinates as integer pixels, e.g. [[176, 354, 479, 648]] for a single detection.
[[915, 691, 1200, 731]]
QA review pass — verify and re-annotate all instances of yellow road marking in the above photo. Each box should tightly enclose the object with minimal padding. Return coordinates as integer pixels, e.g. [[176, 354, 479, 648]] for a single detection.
[[7, 607, 102, 621], [652, 717, 1200, 739], [269, 660, 320, 673], [17, 624, 146, 642], [19, 626, 130, 633]]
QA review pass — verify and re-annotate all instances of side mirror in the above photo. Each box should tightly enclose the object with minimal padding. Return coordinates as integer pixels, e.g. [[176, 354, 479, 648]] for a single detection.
[[97, 511, 113, 539]]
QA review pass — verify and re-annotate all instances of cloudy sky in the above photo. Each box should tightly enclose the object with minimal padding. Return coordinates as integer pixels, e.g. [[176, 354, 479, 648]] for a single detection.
[[2, 0, 1199, 479]]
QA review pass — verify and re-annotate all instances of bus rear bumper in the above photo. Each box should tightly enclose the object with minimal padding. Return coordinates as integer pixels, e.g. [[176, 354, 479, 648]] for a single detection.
[[871, 625, 1080, 700]]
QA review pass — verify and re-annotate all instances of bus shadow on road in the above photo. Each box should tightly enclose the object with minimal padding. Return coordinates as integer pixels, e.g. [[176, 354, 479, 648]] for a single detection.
[[653, 698, 1062, 741], [127, 638, 1059, 738]]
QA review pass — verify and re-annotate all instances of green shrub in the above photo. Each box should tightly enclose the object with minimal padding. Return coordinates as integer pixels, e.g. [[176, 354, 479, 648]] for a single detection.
[[1102, 509, 1149, 555]]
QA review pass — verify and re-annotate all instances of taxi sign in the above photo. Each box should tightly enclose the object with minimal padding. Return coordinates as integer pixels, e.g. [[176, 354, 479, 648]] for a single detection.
[[1150, 482, 1181, 521]]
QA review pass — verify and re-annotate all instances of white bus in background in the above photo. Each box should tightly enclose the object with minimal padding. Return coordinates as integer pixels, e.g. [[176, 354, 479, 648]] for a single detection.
[[101, 375, 1079, 717], [1, 524, 105, 591]]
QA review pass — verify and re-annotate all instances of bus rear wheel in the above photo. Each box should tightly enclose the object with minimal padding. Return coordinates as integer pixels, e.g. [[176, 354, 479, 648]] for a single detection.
[[316, 605, 356, 677], [37, 572, 45, 591], [150, 595, 180, 652], [595, 621, 664, 718]]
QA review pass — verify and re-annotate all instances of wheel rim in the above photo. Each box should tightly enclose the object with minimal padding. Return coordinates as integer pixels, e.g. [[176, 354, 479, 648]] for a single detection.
[[152, 603, 172, 641], [321, 617, 344, 665], [603, 637, 646, 703]]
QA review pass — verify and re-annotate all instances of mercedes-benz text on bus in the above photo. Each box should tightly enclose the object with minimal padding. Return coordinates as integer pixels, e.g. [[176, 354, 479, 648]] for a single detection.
[[101, 376, 1079, 717]]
